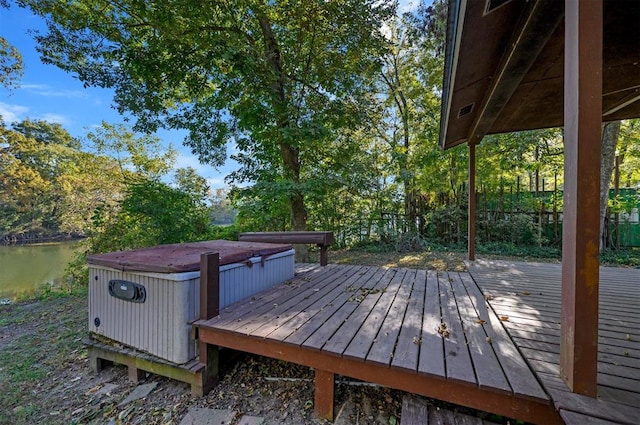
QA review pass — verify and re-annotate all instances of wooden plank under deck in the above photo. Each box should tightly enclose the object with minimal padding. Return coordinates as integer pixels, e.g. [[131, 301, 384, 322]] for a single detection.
[[195, 263, 561, 424], [467, 260, 640, 425]]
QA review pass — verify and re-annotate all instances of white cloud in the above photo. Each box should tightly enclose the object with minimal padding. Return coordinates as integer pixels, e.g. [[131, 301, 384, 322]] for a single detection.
[[40, 113, 71, 126], [0, 102, 71, 126], [399, 0, 421, 14], [0, 102, 29, 123], [206, 177, 226, 188], [175, 152, 205, 170], [21, 83, 86, 98]]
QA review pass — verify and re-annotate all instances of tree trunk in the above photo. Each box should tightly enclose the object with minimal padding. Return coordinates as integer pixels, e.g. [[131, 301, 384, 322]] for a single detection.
[[599, 121, 621, 251], [258, 12, 308, 259]]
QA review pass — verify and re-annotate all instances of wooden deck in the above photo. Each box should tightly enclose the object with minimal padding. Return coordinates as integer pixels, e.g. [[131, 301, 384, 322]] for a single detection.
[[467, 260, 640, 425], [195, 263, 561, 423]]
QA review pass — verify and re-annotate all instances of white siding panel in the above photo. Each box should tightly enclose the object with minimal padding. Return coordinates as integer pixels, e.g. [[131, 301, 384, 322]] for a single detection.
[[88, 249, 294, 364]]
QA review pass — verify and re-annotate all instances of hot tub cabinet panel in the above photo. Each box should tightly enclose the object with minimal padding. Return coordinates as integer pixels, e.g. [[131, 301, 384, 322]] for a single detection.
[[88, 243, 294, 364]]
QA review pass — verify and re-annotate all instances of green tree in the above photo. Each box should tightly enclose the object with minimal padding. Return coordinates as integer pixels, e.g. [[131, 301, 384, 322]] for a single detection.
[[174, 166, 210, 202], [617, 120, 640, 187], [89, 178, 211, 253], [0, 119, 128, 238], [86, 122, 177, 182], [0, 1, 23, 89], [21, 0, 395, 233], [375, 11, 443, 231], [0, 120, 80, 236]]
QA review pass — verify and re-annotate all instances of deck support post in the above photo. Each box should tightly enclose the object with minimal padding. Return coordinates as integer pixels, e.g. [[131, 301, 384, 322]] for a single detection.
[[314, 369, 335, 420], [197, 252, 221, 396], [468, 141, 477, 261], [561, 0, 602, 397], [318, 244, 329, 266]]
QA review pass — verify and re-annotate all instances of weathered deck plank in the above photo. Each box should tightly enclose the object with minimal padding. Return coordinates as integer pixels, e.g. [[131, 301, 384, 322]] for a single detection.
[[367, 269, 417, 365], [417, 270, 446, 378], [467, 260, 640, 424], [304, 266, 385, 350], [450, 272, 511, 393], [267, 267, 378, 344], [195, 263, 559, 424], [241, 265, 369, 338], [342, 268, 407, 361], [322, 267, 393, 355], [391, 269, 427, 372], [460, 272, 549, 401], [439, 271, 476, 383]]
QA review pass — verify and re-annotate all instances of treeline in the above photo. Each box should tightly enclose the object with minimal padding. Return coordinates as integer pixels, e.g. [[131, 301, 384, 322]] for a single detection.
[[3, 0, 640, 263], [0, 120, 234, 249]]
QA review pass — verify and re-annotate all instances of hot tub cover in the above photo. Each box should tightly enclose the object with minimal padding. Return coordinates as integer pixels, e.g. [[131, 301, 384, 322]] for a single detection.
[[87, 240, 293, 273]]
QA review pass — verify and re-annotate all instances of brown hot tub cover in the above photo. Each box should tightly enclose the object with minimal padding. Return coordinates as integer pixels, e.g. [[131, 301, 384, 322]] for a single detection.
[[86, 240, 293, 273]]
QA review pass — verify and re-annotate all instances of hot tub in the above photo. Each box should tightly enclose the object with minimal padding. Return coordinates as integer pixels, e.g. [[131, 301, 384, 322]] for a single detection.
[[87, 240, 294, 364]]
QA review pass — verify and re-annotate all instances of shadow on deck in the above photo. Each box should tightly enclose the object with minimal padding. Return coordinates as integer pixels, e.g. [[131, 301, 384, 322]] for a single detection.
[[467, 260, 639, 425], [195, 263, 562, 423]]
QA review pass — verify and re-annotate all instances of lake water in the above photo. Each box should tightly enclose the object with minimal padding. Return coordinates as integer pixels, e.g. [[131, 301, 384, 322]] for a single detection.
[[0, 241, 80, 299]]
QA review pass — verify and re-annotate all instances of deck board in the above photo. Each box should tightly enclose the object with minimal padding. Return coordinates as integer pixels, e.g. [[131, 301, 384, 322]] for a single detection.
[[367, 269, 417, 365], [304, 266, 383, 350], [391, 269, 427, 371], [467, 260, 640, 425], [282, 265, 373, 346], [195, 263, 560, 424], [451, 272, 511, 392], [323, 267, 393, 355], [418, 270, 446, 377], [343, 268, 407, 361], [439, 271, 476, 383]]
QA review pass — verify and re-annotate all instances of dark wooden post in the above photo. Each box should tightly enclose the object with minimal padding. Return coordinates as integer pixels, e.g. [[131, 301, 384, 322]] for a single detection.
[[318, 245, 329, 267], [200, 252, 220, 320], [197, 252, 220, 396], [468, 141, 476, 261], [561, 0, 602, 397], [614, 154, 620, 249], [314, 369, 335, 420]]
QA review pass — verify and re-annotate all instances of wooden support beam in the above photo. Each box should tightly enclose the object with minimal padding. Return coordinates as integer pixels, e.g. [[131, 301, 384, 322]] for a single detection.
[[198, 252, 220, 395], [561, 0, 602, 397], [314, 369, 335, 420], [468, 141, 476, 261], [239, 231, 334, 266], [195, 327, 563, 424], [200, 252, 220, 321], [467, 0, 563, 144]]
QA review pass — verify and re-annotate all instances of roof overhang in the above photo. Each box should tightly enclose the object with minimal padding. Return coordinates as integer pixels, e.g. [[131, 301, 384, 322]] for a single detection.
[[440, 0, 640, 150]]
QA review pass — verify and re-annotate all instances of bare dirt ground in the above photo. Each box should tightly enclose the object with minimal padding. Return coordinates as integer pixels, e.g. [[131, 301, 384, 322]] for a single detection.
[[1, 294, 418, 425]]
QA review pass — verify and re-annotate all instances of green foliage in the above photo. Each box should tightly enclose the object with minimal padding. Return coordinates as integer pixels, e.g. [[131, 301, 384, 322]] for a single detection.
[[88, 178, 211, 253], [86, 122, 176, 181], [21, 0, 397, 231], [0, 21, 23, 89], [6, 2, 640, 272], [476, 242, 561, 260], [600, 247, 640, 267], [0, 119, 106, 238]]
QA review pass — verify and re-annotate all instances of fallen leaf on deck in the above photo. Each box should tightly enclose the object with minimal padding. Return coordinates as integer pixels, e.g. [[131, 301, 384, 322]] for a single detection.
[[437, 323, 451, 338], [485, 295, 495, 301], [476, 319, 486, 325], [499, 315, 509, 321]]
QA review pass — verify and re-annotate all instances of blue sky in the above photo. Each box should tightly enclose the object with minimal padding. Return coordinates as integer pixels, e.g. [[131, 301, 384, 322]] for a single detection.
[[0, 4, 234, 188], [1, 1, 420, 189]]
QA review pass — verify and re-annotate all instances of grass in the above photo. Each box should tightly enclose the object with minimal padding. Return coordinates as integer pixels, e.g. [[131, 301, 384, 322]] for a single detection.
[[323, 241, 639, 269], [0, 294, 87, 425]]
